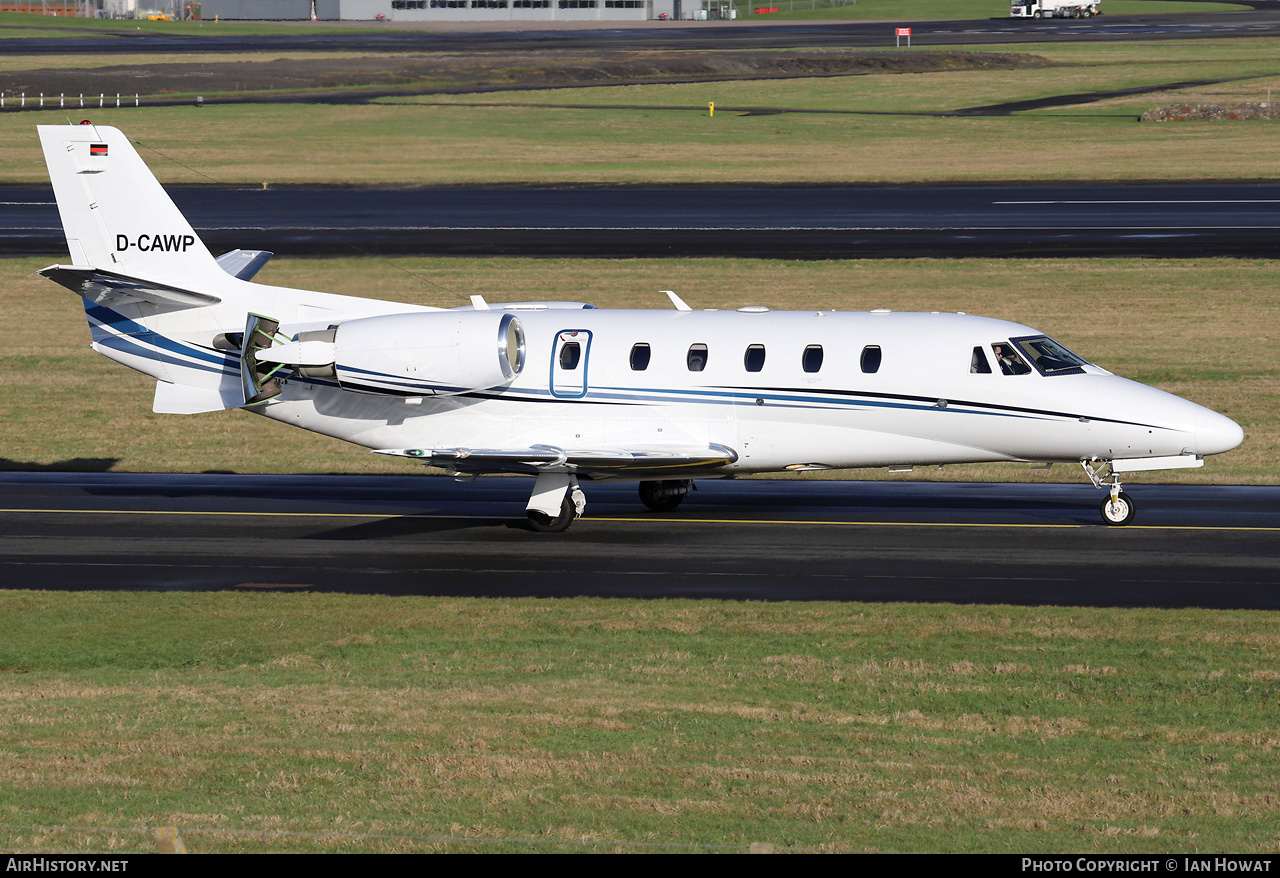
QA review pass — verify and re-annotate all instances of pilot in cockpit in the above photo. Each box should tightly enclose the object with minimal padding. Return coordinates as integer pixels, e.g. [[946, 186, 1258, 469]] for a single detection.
[[993, 343, 1031, 376]]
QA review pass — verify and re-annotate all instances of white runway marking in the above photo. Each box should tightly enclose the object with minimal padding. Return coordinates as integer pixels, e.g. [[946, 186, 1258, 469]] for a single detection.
[[995, 199, 1280, 205]]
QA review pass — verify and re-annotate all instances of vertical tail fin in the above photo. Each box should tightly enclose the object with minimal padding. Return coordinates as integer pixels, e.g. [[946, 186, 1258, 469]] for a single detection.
[[38, 124, 223, 287]]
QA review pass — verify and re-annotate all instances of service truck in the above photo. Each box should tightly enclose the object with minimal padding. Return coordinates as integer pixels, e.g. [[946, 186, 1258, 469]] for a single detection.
[[1011, 0, 1099, 17]]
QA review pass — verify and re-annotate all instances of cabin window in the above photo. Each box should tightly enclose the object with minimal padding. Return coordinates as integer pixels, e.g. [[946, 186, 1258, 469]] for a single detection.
[[744, 344, 766, 372], [860, 345, 881, 374], [802, 345, 823, 373], [1011, 335, 1089, 376], [630, 343, 651, 371], [992, 342, 1031, 375], [559, 342, 581, 370], [970, 346, 992, 374], [687, 344, 708, 372]]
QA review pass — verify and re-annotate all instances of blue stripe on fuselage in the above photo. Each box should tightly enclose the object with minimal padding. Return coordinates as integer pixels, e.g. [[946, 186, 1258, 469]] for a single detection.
[[84, 300, 237, 374]]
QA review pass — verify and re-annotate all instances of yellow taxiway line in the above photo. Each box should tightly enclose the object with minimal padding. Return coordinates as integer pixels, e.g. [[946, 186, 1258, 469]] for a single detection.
[[1, 507, 1279, 532]]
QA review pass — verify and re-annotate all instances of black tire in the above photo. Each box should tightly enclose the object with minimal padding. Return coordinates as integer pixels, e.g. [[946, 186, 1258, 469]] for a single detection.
[[639, 479, 690, 512], [1033, 10, 1042, 17], [1100, 492, 1136, 527], [527, 495, 576, 533]]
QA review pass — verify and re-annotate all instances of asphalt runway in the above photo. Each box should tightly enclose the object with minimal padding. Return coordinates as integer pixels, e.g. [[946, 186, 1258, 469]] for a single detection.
[[7, 183, 1280, 258], [6, 10, 1280, 55], [2, 472, 1277, 607]]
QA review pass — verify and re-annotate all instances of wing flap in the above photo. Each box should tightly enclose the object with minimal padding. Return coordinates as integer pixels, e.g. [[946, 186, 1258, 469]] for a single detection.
[[374, 443, 738, 476], [40, 264, 221, 309]]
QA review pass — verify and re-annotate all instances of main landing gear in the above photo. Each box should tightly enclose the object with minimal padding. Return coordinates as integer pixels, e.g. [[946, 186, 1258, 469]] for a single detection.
[[638, 479, 693, 512], [523, 476, 695, 533], [525, 472, 586, 533], [1081, 460, 1136, 527]]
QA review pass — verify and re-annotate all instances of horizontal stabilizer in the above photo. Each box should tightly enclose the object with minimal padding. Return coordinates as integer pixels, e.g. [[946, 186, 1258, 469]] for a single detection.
[[374, 443, 738, 476], [215, 249, 273, 281], [40, 264, 220, 309], [153, 381, 244, 414]]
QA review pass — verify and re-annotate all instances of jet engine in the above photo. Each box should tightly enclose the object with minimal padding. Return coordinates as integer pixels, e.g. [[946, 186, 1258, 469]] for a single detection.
[[248, 310, 526, 399]]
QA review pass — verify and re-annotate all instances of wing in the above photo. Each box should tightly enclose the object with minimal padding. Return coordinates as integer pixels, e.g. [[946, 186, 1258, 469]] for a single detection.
[[40, 264, 220, 309], [374, 443, 738, 478]]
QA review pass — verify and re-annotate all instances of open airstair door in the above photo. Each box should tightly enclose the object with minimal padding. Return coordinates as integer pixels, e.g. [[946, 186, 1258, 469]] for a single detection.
[[240, 313, 287, 406]]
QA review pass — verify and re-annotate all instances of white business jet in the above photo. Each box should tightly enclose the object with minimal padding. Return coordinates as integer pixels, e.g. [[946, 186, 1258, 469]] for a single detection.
[[37, 124, 1243, 531]]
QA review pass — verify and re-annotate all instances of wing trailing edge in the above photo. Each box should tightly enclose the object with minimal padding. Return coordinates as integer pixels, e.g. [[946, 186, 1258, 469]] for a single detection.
[[374, 443, 739, 477]]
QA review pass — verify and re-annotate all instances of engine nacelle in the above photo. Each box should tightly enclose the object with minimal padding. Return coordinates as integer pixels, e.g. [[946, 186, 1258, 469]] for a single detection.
[[258, 311, 526, 397]]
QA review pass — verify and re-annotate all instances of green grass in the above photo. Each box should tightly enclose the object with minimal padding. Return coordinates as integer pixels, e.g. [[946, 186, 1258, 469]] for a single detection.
[[6, 36, 1280, 185], [5, 93, 1280, 186], [1, 591, 1277, 852], [2, 255, 1275, 482]]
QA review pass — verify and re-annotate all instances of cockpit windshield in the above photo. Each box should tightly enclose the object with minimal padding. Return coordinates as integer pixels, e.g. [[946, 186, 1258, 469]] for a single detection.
[[1010, 335, 1090, 376]]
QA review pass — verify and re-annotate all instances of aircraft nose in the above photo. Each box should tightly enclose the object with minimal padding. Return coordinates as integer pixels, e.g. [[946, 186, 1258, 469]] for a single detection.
[[1196, 409, 1244, 456]]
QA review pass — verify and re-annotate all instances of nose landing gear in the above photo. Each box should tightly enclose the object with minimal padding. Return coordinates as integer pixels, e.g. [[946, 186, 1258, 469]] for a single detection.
[[1100, 489, 1135, 527], [1081, 460, 1135, 527]]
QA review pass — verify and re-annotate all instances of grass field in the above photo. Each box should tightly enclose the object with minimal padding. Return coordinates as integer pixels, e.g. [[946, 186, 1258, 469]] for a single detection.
[[2, 254, 1274, 482], [1, 591, 1277, 853], [3, 38, 1280, 184]]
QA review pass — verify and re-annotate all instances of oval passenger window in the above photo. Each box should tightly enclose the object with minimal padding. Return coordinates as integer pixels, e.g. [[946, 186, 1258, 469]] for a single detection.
[[687, 344, 708, 372], [802, 345, 823, 373], [744, 344, 766, 373], [630, 343, 651, 371], [861, 345, 881, 374]]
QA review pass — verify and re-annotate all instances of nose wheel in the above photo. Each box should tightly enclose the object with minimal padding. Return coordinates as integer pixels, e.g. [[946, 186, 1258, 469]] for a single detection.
[[1100, 491, 1135, 526], [1082, 460, 1136, 527]]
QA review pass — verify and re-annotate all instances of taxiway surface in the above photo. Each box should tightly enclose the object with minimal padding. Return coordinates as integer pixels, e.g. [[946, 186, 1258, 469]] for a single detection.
[[6, 11, 1280, 55], [3, 473, 1277, 607], [7, 183, 1280, 258]]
